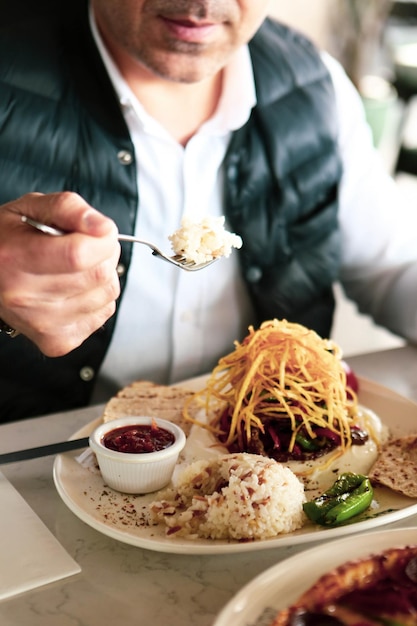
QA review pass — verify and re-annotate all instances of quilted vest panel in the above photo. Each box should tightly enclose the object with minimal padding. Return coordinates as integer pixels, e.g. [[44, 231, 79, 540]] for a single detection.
[[0, 3, 138, 419], [225, 19, 342, 337]]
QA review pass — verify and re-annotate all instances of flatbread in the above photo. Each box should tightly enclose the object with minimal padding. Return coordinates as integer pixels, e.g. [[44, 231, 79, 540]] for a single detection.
[[101, 380, 195, 436], [272, 544, 417, 625], [368, 434, 417, 498]]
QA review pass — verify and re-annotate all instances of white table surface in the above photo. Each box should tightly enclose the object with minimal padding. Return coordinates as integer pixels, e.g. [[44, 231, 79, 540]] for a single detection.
[[0, 345, 417, 626]]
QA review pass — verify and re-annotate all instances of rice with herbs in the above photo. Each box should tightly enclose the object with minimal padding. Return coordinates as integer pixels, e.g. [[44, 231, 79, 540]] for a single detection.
[[168, 216, 242, 264], [149, 453, 305, 540]]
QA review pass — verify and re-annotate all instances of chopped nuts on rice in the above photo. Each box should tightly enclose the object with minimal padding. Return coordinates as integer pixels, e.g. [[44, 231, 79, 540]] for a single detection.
[[149, 453, 306, 541]]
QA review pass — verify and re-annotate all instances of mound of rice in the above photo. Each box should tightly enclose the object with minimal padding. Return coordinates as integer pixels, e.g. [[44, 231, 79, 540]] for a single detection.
[[168, 216, 242, 264], [149, 453, 305, 541]]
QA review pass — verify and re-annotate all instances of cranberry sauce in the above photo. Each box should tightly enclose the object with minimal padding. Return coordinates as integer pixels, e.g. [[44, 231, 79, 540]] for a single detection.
[[102, 423, 175, 454]]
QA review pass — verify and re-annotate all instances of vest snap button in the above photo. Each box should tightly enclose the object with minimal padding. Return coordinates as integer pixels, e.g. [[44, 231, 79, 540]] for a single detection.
[[117, 150, 133, 165], [227, 164, 238, 181], [116, 263, 126, 277], [79, 366, 95, 382], [246, 266, 263, 282]]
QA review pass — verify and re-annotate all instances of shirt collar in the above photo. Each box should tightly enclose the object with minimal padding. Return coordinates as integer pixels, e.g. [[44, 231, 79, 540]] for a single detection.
[[89, 5, 256, 137]]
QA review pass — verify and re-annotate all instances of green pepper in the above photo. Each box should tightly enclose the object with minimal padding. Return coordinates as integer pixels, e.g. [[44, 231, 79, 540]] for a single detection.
[[325, 477, 373, 524], [303, 472, 374, 526], [295, 433, 320, 451], [325, 471, 366, 496]]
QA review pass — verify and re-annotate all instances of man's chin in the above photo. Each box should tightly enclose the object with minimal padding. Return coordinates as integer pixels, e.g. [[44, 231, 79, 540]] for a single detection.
[[141, 50, 229, 84]]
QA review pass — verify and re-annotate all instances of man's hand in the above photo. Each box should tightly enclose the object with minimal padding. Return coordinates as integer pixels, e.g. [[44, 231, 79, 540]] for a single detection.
[[0, 192, 121, 356]]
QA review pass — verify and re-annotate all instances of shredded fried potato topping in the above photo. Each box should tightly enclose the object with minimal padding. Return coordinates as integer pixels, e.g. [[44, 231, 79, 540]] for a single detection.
[[184, 319, 359, 468]]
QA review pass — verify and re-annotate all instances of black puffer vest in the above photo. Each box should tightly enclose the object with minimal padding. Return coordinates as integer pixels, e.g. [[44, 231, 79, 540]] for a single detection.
[[0, 2, 342, 421]]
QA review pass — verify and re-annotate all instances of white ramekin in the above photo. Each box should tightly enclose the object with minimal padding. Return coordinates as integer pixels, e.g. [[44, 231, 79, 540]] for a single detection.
[[89, 416, 186, 494]]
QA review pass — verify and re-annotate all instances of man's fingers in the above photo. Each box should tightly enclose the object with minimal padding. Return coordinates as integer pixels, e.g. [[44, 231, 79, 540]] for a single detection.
[[7, 191, 117, 237], [0, 191, 122, 354]]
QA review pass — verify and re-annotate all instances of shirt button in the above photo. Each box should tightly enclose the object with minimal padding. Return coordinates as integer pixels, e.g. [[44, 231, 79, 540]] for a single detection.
[[116, 263, 126, 277], [119, 97, 131, 109], [117, 150, 133, 165], [79, 366, 95, 382]]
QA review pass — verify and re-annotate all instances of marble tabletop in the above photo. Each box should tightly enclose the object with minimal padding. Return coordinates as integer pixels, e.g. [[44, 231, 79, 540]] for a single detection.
[[1, 345, 417, 626]]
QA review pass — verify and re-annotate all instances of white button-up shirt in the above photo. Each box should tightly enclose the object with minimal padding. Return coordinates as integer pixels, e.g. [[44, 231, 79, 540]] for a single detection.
[[90, 12, 417, 396], [91, 12, 256, 390]]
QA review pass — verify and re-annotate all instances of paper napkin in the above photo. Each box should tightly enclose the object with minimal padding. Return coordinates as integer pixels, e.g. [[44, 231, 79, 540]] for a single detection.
[[0, 471, 81, 600]]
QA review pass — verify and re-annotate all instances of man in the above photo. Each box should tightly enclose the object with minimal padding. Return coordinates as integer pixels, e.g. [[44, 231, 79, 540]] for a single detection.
[[0, 0, 416, 421]]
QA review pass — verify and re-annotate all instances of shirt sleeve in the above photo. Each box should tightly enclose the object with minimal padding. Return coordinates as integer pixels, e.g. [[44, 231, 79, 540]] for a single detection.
[[323, 51, 417, 342]]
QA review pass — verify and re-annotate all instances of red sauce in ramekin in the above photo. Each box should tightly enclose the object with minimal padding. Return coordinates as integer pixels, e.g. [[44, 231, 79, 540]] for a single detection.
[[102, 424, 175, 454]]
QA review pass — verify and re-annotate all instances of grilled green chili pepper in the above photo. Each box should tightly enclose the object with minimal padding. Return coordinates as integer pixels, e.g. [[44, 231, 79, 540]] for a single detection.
[[303, 472, 373, 526]]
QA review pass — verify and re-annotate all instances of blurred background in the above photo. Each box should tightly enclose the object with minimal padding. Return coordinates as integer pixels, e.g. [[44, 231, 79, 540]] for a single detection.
[[269, 0, 417, 356]]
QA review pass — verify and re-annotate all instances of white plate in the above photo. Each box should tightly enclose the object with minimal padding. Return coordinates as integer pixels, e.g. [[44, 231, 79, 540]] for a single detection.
[[213, 526, 417, 626], [53, 375, 417, 554]]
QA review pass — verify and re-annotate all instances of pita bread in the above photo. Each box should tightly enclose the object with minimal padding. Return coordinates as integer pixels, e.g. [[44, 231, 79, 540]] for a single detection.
[[101, 380, 195, 436], [369, 434, 417, 498]]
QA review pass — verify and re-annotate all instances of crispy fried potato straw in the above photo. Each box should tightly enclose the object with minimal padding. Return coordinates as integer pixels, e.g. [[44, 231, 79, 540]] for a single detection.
[[184, 319, 358, 459]]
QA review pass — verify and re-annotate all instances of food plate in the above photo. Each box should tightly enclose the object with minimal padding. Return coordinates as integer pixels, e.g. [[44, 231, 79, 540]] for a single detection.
[[213, 526, 417, 626], [53, 375, 417, 554]]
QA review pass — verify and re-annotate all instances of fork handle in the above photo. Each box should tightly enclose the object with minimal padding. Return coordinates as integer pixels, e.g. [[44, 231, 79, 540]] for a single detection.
[[22, 216, 142, 244], [117, 234, 145, 243], [21, 216, 65, 236]]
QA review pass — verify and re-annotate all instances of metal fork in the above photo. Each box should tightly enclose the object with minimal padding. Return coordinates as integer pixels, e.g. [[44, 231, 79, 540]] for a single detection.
[[20, 216, 218, 272]]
